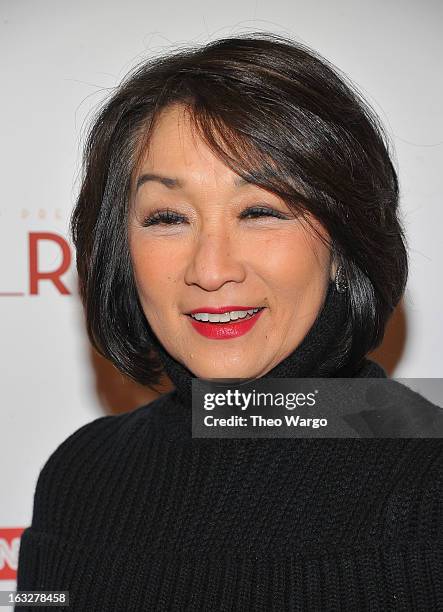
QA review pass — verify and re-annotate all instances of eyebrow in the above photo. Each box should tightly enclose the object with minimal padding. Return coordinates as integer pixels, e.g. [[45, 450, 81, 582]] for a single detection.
[[135, 172, 250, 192]]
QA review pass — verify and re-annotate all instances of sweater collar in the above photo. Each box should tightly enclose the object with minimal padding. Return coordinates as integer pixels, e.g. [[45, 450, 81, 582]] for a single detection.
[[145, 280, 386, 409]]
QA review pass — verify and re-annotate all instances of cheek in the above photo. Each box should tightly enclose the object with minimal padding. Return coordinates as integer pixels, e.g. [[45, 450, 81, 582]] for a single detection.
[[258, 229, 329, 293], [129, 239, 180, 306]]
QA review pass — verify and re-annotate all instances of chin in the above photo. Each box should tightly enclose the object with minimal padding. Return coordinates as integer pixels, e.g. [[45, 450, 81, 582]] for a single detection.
[[193, 364, 257, 381]]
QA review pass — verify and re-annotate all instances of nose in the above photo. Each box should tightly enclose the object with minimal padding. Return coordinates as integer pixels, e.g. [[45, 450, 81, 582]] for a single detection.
[[184, 226, 246, 291]]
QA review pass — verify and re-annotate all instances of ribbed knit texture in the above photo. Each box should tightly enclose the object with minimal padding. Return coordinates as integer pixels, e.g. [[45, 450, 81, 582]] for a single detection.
[[16, 282, 443, 611]]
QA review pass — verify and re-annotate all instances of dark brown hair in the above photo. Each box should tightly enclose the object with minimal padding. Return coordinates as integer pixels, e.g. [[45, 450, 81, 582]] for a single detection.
[[70, 31, 408, 390]]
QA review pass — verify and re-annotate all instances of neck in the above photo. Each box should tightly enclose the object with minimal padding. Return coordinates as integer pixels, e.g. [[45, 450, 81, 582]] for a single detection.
[[146, 281, 386, 410]]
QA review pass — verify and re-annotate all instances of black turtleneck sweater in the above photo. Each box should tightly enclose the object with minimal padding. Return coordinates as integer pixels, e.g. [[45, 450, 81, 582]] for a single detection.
[[16, 282, 442, 610]]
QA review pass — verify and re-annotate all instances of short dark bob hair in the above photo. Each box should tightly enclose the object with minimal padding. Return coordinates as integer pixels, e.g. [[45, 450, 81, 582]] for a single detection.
[[70, 31, 408, 390]]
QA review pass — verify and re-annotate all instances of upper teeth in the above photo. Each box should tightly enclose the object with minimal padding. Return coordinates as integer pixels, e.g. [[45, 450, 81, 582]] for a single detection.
[[190, 308, 261, 322]]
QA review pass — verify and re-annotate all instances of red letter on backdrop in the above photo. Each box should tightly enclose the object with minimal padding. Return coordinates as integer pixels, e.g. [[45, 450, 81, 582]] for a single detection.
[[29, 232, 71, 295]]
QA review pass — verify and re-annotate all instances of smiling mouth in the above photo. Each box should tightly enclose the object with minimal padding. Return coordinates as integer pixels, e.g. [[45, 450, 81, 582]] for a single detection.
[[185, 307, 266, 340]]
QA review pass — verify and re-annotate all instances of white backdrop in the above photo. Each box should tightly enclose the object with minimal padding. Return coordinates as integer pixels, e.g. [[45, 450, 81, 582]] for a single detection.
[[1, 0, 442, 600]]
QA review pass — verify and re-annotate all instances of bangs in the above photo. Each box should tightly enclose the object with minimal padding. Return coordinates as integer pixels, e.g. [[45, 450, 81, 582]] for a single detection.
[[130, 94, 317, 234]]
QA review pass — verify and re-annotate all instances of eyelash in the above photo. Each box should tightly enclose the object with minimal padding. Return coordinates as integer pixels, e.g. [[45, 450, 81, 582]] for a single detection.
[[141, 206, 289, 227]]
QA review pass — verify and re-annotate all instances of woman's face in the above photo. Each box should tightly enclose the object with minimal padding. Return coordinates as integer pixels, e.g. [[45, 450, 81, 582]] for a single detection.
[[128, 103, 336, 380]]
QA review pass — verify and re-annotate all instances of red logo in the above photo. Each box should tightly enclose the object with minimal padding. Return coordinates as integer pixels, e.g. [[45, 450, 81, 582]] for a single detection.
[[0, 527, 26, 580], [0, 232, 73, 296]]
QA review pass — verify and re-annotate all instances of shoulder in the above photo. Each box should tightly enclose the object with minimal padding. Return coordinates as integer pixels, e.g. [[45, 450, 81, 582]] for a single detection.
[[39, 392, 171, 472], [344, 363, 443, 437], [28, 392, 174, 535], [378, 437, 443, 543], [377, 379, 443, 436]]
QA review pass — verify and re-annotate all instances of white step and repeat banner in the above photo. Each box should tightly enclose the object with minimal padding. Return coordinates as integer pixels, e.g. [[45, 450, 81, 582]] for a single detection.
[[1, 0, 442, 604]]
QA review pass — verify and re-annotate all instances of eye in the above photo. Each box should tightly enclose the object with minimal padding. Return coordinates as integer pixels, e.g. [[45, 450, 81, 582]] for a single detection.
[[240, 206, 289, 220], [140, 205, 291, 227], [141, 208, 185, 227]]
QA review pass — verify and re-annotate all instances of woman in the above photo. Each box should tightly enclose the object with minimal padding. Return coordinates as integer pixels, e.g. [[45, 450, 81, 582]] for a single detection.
[[16, 32, 442, 610]]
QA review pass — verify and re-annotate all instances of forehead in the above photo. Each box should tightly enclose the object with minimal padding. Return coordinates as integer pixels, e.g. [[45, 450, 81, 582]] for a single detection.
[[138, 104, 242, 187], [145, 105, 211, 161]]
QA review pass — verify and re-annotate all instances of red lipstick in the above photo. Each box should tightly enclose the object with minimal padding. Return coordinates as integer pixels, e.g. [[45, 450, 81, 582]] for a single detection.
[[186, 307, 265, 339]]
